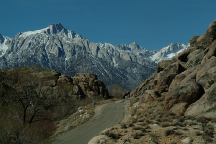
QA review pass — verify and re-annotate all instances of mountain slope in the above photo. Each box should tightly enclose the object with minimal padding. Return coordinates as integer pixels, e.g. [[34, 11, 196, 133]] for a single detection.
[[89, 21, 216, 144], [130, 20, 216, 118], [151, 43, 188, 63], [0, 24, 187, 90], [0, 34, 11, 57], [0, 24, 156, 90]]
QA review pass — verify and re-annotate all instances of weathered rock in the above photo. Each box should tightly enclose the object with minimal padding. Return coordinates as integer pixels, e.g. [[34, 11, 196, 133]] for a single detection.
[[166, 80, 203, 109], [154, 61, 185, 93], [129, 74, 156, 97], [72, 73, 109, 99], [201, 40, 216, 64], [185, 83, 216, 119], [170, 102, 188, 116], [157, 59, 174, 72], [181, 137, 192, 144], [165, 66, 204, 108], [140, 90, 160, 103], [196, 57, 216, 90], [88, 135, 113, 144], [89, 21, 216, 144], [0, 68, 109, 104], [129, 21, 216, 118], [57, 75, 72, 84], [185, 49, 205, 68]]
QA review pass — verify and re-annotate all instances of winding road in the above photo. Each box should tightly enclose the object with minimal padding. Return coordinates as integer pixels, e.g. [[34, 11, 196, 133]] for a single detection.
[[52, 100, 126, 144]]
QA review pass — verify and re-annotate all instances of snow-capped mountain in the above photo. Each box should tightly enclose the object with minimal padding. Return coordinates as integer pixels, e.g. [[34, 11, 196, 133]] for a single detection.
[[0, 34, 11, 57], [0, 24, 187, 89], [150, 43, 188, 63], [0, 24, 156, 90]]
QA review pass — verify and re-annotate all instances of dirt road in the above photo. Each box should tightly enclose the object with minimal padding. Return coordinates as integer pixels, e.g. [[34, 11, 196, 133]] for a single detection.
[[52, 100, 126, 144]]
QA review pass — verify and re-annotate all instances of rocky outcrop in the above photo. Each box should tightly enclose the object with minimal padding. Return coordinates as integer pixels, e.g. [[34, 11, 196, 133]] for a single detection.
[[129, 21, 216, 119], [0, 68, 109, 106], [0, 68, 110, 144], [72, 73, 109, 99]]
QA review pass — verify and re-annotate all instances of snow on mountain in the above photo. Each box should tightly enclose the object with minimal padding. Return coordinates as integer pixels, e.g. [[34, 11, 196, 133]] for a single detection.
[[0, 34, 11, 57], [19, 23, 82, 39], [0, 24, 187, 89], [150, 43, 188, 63], [0, 24, 156, 90]]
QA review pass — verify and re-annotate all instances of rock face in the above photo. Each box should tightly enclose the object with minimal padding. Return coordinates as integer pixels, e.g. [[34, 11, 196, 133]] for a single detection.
[[0, 68, 109, 104], [0, 24, 156, 90], [72, 73, 109, 99], [130, 21, 216, 119], [0, 68, 110, 144]]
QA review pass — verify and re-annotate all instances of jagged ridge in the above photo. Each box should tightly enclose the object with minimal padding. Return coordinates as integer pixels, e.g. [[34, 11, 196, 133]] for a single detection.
[[0, 24, 186, 90]]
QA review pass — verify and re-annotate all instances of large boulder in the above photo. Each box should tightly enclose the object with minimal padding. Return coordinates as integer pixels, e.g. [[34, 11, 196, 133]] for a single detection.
[[157, 59, 175, 72], [185, 83, 216, 118], [72, 73, 109, 99], [165, 79, 203, 110], [196, 56, 216, 90], [154, 61, 185, 93], [165, 67, 202, 104], [201, 40, 216, 64], [185, 49, 205, 68], [170, 102, 188, 116]]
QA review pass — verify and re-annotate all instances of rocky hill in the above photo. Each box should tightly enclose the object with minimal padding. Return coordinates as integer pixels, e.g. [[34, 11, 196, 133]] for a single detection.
[[130, 21, 216, 119], [0, 68, 109, 143], [0, 67, 109, 105], [89, 21, 216, 144]]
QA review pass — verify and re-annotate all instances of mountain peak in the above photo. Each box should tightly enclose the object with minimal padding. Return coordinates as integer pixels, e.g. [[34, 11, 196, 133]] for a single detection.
[[46, 23, 66, 34], [128, 41, 140, 49], [0, 34, 5, 43], [151, 43, 188, 63], [18, 23, 83, 39]]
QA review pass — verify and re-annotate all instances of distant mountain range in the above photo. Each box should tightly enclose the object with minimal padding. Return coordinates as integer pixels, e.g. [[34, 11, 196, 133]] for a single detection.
[[0, 23, 187, 90]]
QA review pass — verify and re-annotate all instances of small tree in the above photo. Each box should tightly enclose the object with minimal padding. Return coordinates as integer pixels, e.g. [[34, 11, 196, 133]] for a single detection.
[[16, 85, 49, 125]]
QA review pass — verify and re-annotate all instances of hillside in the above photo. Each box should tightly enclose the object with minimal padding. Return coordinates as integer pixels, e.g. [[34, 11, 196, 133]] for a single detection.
[[89, 21, 216, 144], [0, 67, 109, 144]]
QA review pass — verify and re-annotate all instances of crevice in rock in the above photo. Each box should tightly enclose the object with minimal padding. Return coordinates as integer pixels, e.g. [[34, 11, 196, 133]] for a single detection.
[[213, 48, 216, 57], [166, 74, 177, 89], [189, 83, 205, 106], [178, 52, 189, 62], [177, 64, 186, 74], [157, 67, 163, 73], [198, 84, 205, 98]]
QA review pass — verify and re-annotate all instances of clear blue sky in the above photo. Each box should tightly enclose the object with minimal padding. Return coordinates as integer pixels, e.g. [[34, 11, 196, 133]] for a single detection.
[[0, 0, 215, 50]]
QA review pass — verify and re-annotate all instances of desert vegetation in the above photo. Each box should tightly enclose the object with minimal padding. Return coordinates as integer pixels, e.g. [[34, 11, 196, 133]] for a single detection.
[[0, 67, 109, 144]]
